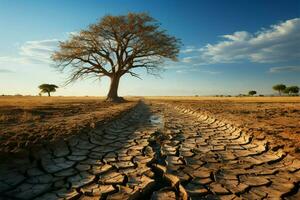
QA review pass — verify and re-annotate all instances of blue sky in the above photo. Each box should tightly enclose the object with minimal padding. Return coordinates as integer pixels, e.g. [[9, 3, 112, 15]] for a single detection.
[[0, 0, 299, 96]]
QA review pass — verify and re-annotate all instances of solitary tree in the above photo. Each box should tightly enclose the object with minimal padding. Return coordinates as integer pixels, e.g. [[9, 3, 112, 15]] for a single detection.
[[248, 90, 257, 96], [39, 84, 58, 96], [284, 86, 299, 96], [272, 84, 286, 96], [52, 13, 181, 102]]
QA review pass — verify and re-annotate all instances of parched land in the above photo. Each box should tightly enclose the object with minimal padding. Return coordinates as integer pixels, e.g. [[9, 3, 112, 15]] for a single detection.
[[149, 96, 300, 158], [0, 96, 300, 199], [0, 96, 138, 153]]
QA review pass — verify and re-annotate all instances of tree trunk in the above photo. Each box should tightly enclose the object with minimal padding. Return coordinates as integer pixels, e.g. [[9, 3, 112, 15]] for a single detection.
[[106, 75, 124, 102], [47, 92, 51, 97]]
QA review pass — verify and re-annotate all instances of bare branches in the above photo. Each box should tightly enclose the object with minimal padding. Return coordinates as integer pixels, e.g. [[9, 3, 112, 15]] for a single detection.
[[127, 71, 142, 80], [52, 12, 181, 85]]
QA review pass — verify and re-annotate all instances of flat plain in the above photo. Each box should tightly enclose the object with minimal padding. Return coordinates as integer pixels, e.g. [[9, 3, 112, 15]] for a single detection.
[[0, 96, 300, 199]]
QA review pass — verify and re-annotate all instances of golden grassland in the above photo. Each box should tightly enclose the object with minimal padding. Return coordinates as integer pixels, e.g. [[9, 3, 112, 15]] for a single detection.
[[1, 96, 299, 108], [143, 96, 300, 102], [0, 96, 138, 152], [0, 96, 106, 107]]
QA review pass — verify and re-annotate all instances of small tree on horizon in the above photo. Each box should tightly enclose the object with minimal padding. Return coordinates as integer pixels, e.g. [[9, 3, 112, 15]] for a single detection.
[[52, 13, 181, 102], [39, 84, 58, 97], [272, 84, 286, 96], [248, 90, 257, 96], [284, 86, 299, 96]]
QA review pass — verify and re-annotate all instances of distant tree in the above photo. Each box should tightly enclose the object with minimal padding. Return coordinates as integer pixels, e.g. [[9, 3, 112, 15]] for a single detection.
[[52, 13, 181, 102], [39, 84, 58, 97], [284, 86, 299, 96], [248, 90, 257, 96], [283, 87, 290, 95], [289, 86, 299, 95], [272, 84, 286, 96]]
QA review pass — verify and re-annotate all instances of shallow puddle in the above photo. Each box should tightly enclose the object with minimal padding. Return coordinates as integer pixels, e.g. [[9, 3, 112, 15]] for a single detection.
[[149, 114, 164, 130]]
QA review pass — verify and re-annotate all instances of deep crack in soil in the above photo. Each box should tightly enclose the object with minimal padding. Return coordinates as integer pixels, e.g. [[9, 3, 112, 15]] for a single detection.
[[0, 101, 300, 200]]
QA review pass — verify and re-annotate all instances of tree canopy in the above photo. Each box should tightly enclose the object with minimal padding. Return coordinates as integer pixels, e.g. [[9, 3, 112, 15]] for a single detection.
[[39, 84, 58, 96], [284, 86, 299, 95], [272, 84, 286, 96], [52, 12, 181, 102], [248, 90, 257, 96]]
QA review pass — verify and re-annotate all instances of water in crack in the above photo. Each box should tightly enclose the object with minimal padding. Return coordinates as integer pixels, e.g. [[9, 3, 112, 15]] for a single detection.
[[142, 114, 175, 199], [149, 115, 164, 129]]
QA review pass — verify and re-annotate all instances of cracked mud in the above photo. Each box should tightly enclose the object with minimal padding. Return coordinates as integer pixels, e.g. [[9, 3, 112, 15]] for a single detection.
[[0, 101, 299, 200]]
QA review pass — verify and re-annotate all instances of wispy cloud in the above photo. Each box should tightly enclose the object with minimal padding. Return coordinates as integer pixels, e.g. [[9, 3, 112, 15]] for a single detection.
[[19, 39, 59, 64], [181, 46, 200, 53], [0, 68, 14, 73], [0, 39, 59, 65], [181, 56, 195, 63], [269, 66, 300, 73], [200, 70, 222, 75], [0, 56, 26, 65], [66, 31, 79, 36], [176, 68, 221, 75]]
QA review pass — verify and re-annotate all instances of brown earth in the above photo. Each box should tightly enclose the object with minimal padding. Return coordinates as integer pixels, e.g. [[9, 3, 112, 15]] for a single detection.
[[147, 96, 300, 159], [0, 96, 300, 199], [0, 96, 138, 153]]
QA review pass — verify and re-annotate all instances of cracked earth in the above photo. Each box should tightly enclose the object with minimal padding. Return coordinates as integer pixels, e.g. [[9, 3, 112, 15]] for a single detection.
[[1, 101, 300, 200]]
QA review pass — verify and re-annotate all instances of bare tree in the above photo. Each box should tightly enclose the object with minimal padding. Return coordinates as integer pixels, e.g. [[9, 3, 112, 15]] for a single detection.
[[52, 13, 181, 102]]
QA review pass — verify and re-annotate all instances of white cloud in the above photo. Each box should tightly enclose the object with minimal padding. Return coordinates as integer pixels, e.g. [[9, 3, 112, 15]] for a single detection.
[[181, 56, 195, 63], [0, 68, 14, 73], [0, 56, 27, 64], [0, 39, 59, 65], [222, 31, 251, 41], [200, 18, 300, 64], [181, 46, 199, 53], [176, 70, 185, 73], [175, 68, 221, 75], [200, 70, 221, 75], [269, 66, 300, 73], [19, 39, 59, 64], [66, 31, 79, 37]]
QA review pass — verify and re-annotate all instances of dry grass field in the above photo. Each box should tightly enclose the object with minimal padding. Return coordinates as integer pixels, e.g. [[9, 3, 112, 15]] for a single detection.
[[0, 96, 138, 152], [144, 96, 300, 102]]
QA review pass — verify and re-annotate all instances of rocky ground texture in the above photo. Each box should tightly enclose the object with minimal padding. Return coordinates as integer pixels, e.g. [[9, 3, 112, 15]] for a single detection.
[[0, 101, 299, 199]]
